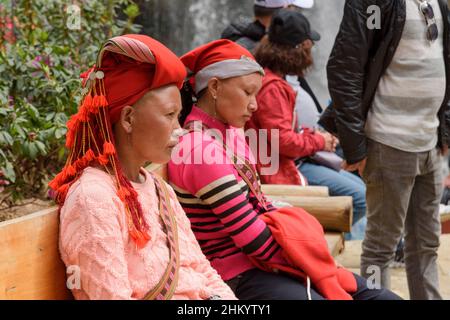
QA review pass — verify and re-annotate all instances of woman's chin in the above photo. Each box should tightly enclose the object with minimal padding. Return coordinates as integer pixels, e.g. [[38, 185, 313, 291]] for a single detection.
[[146, 152, 172, 165], [229, 119, 246, 128]]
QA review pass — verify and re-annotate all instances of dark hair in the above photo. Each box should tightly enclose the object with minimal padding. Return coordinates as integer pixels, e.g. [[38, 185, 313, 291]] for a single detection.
[[253, 5, 279, 18], [179, 81, 196, 126], [179, 81, 208, 126], [254, 35, 313, 77]]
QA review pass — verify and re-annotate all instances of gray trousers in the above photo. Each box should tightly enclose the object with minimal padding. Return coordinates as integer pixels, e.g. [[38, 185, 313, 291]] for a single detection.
[[361, 139, 443, 300]]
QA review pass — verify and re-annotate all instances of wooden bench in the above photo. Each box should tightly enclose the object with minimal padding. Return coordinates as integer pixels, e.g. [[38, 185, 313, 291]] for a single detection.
[[0, 164, 349, 299]]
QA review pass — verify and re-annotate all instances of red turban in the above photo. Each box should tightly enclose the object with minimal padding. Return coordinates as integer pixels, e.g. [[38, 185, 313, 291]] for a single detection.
[[82, 34, 186, 123], [180, 39, 264, 94]]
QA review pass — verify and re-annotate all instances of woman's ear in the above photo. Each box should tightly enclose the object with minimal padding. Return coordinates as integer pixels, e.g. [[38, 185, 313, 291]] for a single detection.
[[119, 105, 135, 134], [207, 77, 220, 99]]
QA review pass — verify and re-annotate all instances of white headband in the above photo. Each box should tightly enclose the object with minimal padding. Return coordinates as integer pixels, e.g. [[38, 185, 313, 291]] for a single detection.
[[193, 56, 265, 94]]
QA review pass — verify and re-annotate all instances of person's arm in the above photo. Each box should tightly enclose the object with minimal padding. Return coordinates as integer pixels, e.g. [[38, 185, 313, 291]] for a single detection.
[[326, 0, 383, 164], [166, 184, 237, 300], [60, 185, 134, 300], [256, 85, 325, 159]]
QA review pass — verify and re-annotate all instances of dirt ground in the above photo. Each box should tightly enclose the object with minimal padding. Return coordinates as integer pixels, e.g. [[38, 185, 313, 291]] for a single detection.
[[0, 198, 53, 223], [336, 235, 450, 300]]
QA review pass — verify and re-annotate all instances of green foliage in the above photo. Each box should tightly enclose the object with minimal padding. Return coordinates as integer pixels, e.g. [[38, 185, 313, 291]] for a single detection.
[[0, 0, 141, 205]]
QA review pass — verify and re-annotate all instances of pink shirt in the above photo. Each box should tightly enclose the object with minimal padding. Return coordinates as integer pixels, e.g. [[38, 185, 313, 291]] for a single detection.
[[59, 167, 236, 300], [168, 106, 286, 281]]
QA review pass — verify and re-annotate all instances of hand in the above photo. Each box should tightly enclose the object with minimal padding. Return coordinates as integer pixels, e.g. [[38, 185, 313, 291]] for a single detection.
[[440, 145, 449, 156], [342, 158, 367, 176], [317, 131, 337, 152]]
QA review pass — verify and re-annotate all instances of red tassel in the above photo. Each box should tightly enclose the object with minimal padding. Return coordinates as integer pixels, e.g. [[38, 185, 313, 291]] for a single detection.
[[56, 183, 70, 204], [57, 183, 70, 195], [98, 95, 108, 108], [90, 95, 100, 114], [82, 94, 93, 109], [129, 229, 150, 249], [117, 187, 130, 201], [84, 149, 96, 162], [97, 153, 109, 166], [66, 115, 79, 131], [74, 158, 87, 171], [65, 164, 76, 178], [103, 141, 116, 156], [48, 172, 63, 190], [65, 129, 75, 148], [78, 105, 90, 122]]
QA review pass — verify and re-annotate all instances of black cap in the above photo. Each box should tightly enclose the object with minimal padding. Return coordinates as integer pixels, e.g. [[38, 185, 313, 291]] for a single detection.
[[268, 9, 320, 47]]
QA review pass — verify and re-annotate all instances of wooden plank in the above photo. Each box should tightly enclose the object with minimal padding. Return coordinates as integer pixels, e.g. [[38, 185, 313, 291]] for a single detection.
[[325, 232, 345, 257], [441, 212, 450, 223], [267, 195, 353, 233], [262, 184, 329, 197], [0, 207, 72, 300]]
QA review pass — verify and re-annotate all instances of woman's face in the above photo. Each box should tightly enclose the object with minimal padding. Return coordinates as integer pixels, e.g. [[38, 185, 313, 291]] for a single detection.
[[128, 85, 182, 164], [214, 72, 263, 128]]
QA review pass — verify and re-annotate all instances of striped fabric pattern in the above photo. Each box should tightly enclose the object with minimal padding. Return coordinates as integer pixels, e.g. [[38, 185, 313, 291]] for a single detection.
[[98, 35, 156, 66], [365, 0, 446, 152], [168, 106, 284, 281]]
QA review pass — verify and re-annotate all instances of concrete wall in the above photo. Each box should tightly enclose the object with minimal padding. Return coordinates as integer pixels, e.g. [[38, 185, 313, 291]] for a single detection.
[[135, 0, 347, 105]]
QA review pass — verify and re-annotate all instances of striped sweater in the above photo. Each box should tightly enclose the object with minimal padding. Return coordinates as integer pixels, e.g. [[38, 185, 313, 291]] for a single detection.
[[365, 0, 446, 152], [168, 106, 285, 281]]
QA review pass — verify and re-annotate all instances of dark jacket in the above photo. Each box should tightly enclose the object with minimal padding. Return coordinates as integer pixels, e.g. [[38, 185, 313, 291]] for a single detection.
[[319, 0, 450, 164], [221, 19, 266, 52]]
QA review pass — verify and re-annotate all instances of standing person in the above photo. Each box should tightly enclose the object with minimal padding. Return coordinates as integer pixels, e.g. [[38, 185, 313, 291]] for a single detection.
[[250, 9, 367, 235], [323, 0, 450, 299], [50, 34, 236, 300], [221, 0, 314, 52]]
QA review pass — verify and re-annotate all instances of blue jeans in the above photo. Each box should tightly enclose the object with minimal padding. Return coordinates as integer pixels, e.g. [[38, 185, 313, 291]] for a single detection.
[[299, 162, 367, 240]]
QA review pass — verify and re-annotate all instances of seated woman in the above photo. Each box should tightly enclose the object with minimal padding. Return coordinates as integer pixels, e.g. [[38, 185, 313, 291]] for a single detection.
[[50, 34, 236, 300], [168, 39, 400, 300], [249, 9, 367, 239]]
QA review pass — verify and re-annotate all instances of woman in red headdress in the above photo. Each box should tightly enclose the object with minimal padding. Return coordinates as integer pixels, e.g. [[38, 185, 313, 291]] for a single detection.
[[168, 39, 401, 300], [50, 34, 236, 300]]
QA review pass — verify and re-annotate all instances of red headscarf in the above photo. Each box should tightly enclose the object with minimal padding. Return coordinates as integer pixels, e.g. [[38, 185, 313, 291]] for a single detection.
[[181, 39, 264, 94], [49, 34, 186, 248]]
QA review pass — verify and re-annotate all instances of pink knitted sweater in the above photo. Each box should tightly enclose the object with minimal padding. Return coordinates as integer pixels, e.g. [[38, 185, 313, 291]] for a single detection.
[[59, 166, 236, 300]]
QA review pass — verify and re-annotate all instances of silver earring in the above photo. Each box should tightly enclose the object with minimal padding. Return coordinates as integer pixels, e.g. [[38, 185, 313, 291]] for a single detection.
[[213, 96, 218, 119]]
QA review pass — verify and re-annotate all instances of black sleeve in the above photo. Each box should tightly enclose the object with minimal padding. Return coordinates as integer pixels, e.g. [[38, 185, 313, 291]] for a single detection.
[[445, 101, 450, 145], [326, 0, 382, 164]]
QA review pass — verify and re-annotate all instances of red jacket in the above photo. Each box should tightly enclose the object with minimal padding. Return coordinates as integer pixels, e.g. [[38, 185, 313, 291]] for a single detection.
[[246, 69, 325, 185], [250, 207, 357, 300]]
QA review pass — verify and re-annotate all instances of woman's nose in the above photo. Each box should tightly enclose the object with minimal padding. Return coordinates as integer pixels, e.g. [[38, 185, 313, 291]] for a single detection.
[[172, 127, 187, 139], [249, 100, 258, 113]]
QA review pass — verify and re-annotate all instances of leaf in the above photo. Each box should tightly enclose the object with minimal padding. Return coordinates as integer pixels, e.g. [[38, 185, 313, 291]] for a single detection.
[[55, 127, 67, 139], [0, 131, 14, 146], [35, 141, 47, 155], [124, 3, 140, 19], [2, 161, 16, 183], [45, 112, 55, 121], [28, 142, 39, 159], [0, 148, 6, 160], [27, 104, 40, 120]]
